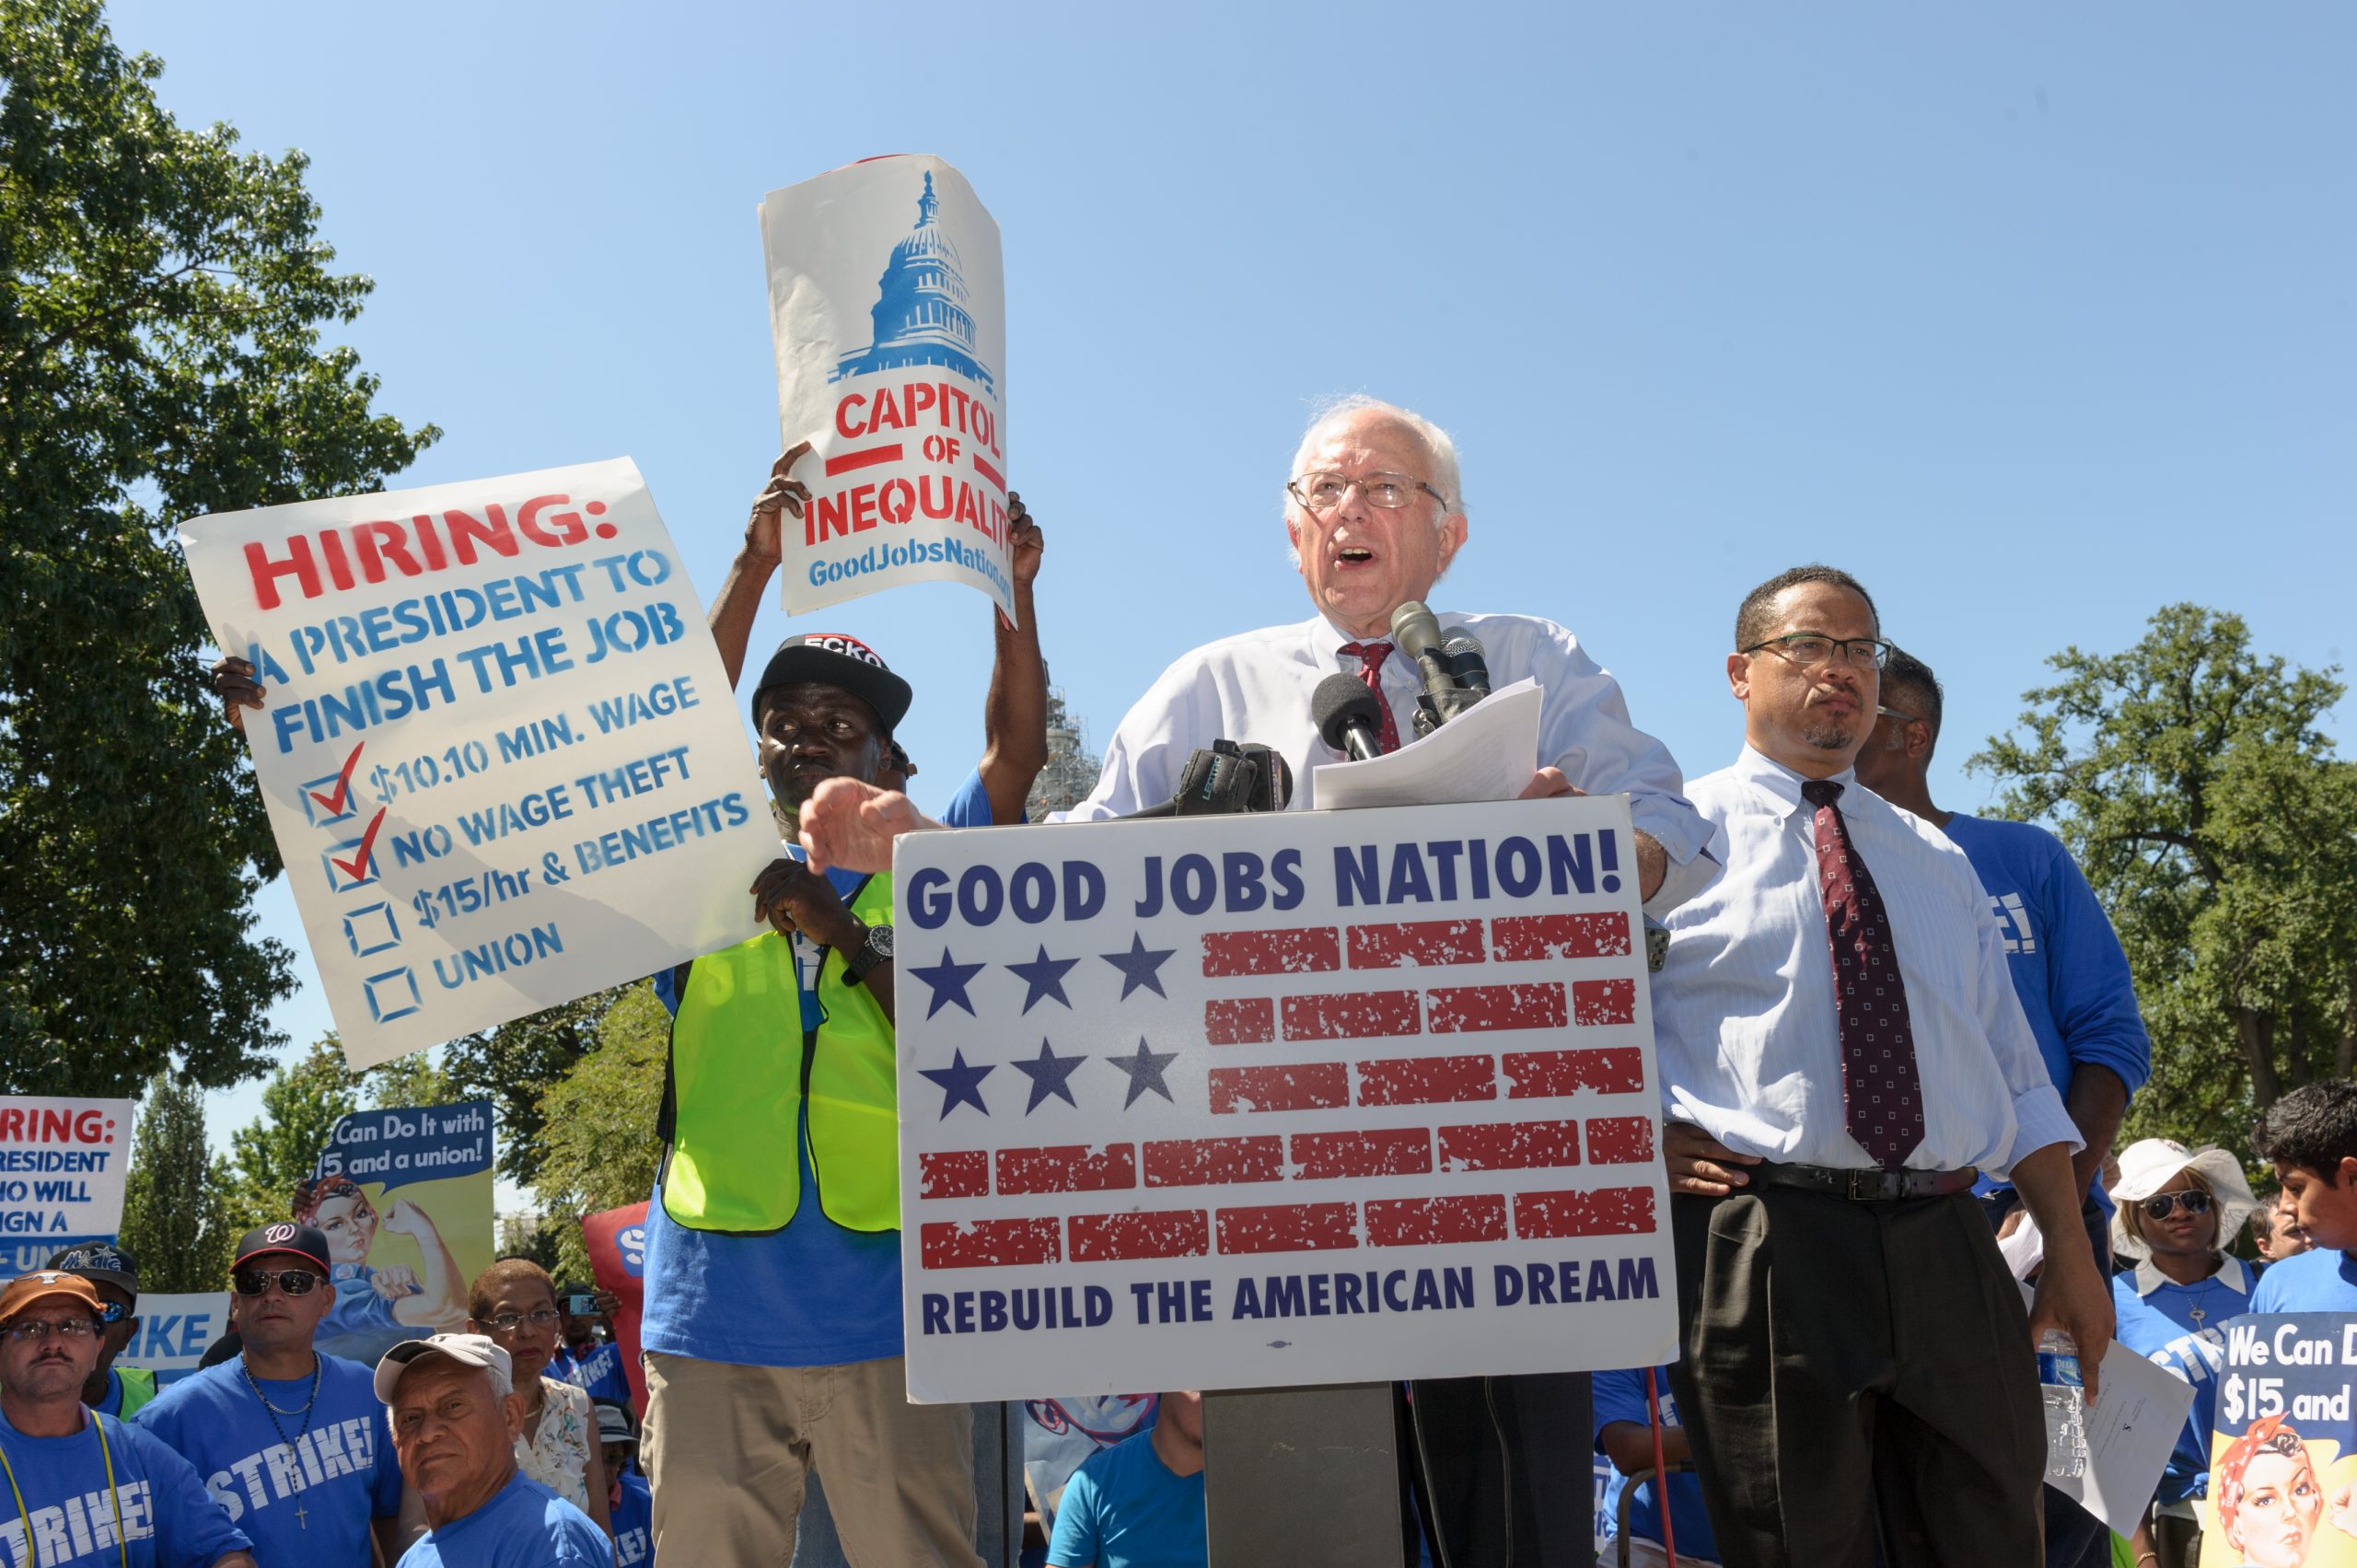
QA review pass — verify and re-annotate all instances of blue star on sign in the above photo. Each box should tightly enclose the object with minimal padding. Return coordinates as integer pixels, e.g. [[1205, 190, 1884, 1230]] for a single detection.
[[1010, 1037, 1086, 1113], [1004, 945, 1081, 1014], [1103, 1036, 1178, 1109], [906, 947, 986, 1019], [919, 1048, 993, 1119], [1100, 933, 1177, 1000]]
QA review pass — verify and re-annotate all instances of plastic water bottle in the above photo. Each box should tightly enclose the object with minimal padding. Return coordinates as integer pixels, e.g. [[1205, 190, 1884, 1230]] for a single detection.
[[2038, 1330, 2088, 1481]]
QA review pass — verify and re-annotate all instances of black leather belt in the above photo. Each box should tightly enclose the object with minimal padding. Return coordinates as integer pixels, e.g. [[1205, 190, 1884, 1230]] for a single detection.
[[1749, 1161, 1979, 1202]]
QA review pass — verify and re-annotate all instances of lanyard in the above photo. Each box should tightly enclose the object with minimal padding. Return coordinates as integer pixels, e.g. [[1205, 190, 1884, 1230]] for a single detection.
[[0, 1411, 130, 1568]]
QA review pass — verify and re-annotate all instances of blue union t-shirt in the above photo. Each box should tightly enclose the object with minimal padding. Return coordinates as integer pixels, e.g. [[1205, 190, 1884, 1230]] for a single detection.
[[641, 768, 996, 1368], [134, 1352, 400, 1568], [2251, 1246, 2357, 1313], [548, 1342, 630, 1406], [1045, 1428, 1206, 1568], [0, 1406, 250, 1568], [395, 1470, 607, 1568], [610, 1471, 652, 1567], [2110, 1258, 2252, 1504], [1592, 1367, 1719, 1561]]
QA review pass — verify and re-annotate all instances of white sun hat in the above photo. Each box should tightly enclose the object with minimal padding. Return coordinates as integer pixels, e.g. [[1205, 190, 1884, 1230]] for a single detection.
[[2108, 1137, 2261, 1261]]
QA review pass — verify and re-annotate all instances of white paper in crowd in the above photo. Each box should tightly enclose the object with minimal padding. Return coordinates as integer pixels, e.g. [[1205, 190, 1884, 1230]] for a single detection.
[[759, 155, 1014, 621], [1997, 1209, 2045, 1282], [111, 1293, 230, 1388], [1310, 679, 1545, 811], [180, 459, 778, 1067], [2021, 1283, 2195, 1534], [894, 796, 1674, 1403], [0, 1098, 133, 1274]]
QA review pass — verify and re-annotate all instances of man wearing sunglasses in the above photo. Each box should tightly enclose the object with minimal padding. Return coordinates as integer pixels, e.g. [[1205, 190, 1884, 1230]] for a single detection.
[[134, 1225, 412, 1566], [46, 1244, 154, 1421]]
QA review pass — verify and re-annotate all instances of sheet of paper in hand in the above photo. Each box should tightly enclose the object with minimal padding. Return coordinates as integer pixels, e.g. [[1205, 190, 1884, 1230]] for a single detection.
[[180, 459, 778, 1067], [893, 796, 1676, 1403], [759, 154, 1013, 621]]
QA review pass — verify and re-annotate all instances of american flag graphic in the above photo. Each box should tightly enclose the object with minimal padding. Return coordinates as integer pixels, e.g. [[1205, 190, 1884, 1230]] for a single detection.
[[895, 796, 1676, 1403]]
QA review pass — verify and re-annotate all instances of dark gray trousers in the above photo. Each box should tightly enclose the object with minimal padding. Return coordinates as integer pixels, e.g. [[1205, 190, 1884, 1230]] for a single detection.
[[1666, 1187, 2047, 1568]]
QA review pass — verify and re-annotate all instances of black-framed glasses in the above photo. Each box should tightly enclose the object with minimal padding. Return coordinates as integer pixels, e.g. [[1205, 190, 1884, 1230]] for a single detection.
[[4, 1317, 98, 1343], [232, 1268, 323, 1297], [2140, 1191, 2213, 1221], [1287, 471, 1449, 513], [482, 1308, 562, 1335], [1741, 633, 1894, 669]]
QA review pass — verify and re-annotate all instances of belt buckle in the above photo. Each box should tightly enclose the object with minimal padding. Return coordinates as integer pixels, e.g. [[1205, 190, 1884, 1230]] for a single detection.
[[1844, 1170, 1868, 1202]]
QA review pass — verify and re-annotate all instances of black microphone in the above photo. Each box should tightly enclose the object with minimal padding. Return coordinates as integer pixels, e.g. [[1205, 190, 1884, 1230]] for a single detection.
[[1389, 600, 1457, 707], [1313, 673, 1386, 761], [1120, 739, 1292, 818], [1442, 632, 1492, 698]]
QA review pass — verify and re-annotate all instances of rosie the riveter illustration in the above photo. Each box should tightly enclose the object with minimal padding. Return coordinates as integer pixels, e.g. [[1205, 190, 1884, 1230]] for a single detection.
[[2214, 1416, 2357, 1568], [291, 1174, 470, 1361]]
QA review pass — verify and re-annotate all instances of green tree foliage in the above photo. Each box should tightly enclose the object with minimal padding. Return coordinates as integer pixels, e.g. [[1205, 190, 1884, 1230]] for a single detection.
[[0, 0, 435, 1095], [364, 1049, 459, 1111], [115, 1070, 232, 1291], [530, 981, 668, 1286], [1974, 605, 2357, 1156], [222, 1038, 358, 1237], [445, 986, 630, 1188]]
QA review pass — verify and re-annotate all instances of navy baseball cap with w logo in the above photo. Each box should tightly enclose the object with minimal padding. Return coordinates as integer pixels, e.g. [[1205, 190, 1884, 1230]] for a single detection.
[[232, 1222, 331, 1273], [752, 633, 913, 732]]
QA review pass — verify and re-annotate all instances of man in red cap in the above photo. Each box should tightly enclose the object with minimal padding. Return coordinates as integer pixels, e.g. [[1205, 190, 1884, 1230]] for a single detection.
[[0, 1270, 255, 1567]]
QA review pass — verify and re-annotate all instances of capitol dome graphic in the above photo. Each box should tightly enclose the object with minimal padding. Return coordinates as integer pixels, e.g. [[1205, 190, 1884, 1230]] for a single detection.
[[831, 170, 998, 393]]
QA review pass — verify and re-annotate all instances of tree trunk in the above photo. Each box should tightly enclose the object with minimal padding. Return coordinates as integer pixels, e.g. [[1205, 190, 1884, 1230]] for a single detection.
[[2239, 1008, 2284, 1108], [2289, 1012, 2316, 1087]]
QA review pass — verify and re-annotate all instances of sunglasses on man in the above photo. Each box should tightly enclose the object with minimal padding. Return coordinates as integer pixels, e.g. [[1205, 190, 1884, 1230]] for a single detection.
[[232, 1267, 325, 1297]]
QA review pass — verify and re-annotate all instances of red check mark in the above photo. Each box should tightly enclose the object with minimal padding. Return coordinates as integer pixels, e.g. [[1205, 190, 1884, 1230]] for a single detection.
[[310, 742, 365, 815], [332, 807, 389, 882]]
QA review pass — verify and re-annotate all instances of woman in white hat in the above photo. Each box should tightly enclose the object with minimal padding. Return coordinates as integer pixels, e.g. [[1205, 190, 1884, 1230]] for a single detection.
[[2110, 1137, 2263, 1568]]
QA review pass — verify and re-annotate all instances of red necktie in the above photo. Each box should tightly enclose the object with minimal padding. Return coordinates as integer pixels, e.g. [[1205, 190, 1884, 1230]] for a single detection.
[[1338, 642, 1400, 754], [1802, 780, 1925, 1170]]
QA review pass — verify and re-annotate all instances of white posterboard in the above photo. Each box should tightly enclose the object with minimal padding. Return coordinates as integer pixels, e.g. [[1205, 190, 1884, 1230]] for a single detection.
[[894, 796, 1675, 1403], [180, 459, 779, 1067], [759, 155, 1013, 621], [112, 1292, 231, 1387], [0, 1098, 133, 1275]]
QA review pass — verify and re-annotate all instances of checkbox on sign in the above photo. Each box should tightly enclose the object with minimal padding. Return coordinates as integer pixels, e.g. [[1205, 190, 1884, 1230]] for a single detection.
[[342, 901, 402, 958], [299, 772, 360, 827], [363, 966, 423, 1024]]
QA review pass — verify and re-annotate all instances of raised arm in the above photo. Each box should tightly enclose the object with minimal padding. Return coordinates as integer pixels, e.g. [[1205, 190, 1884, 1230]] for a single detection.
[[709, 444, 812, 690], [978, 495, 1049, 823]]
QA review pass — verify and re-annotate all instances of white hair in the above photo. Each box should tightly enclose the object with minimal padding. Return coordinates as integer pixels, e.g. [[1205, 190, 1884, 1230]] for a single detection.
[[1283, 396, 1466, 570], [480, 1359, 514, 1400]]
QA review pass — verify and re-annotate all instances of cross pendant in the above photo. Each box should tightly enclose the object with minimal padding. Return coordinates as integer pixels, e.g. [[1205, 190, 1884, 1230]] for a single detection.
[[294, 1499, 309, 1530]]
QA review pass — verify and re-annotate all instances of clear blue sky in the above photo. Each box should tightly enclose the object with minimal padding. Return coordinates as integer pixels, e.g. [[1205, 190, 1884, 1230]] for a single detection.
[[104, 3, 2353, 1178]]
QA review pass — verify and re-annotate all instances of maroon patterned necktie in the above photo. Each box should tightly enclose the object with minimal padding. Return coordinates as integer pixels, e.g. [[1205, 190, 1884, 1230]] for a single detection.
[[1338, 642, 1401, 754], [1802, 779, 1925, 1170]]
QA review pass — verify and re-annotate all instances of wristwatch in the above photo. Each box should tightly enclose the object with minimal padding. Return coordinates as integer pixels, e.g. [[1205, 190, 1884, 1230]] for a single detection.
[[845, 922, 894, 987]]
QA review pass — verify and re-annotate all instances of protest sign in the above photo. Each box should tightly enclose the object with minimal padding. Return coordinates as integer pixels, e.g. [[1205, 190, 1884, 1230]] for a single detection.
[[582, 1201, 650, 1416], [304, 1099, 495, 1363], [1021, 1394, 1158, 1534], [0, 1098, 133, 1275], [2205, 1313, 2357, 1567], [759, 155, 1013, 621], [180, 459, 778, 1068], [113, 1292, 231, 1388], [893, 796, 1675, 1403]]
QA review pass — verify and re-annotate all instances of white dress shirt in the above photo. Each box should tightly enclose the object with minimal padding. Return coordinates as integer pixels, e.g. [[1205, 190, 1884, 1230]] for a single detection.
[[1651, 745, 2079, 1177], [1055, 611, 1718, 916]]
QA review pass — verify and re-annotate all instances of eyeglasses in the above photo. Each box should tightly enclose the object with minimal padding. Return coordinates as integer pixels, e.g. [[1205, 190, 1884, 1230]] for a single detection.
[[1741, 633, 1895, 669], [482, 1308, 561, 1335], [1875, 704, 1922, 724], [1287, 471, 1449, 513], [5, 1317, 98, 1344], [2140, 1191, 2213, 1221], [232, 1268, 323, 1297]]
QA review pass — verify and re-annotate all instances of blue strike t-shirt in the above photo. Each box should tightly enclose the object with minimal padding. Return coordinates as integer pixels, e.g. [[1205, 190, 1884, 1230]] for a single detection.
[[0, 1407, 251, 1568], [396, 1470, 607, 1568], [1046, 1428, 1207, 1568], [2251, 1247, 2357, 1312], [641, 768, 998, 1368], [548, 1343, 631, 1406], [2110, 1258, 2252, 1504], [134, 1352, 401, 1568], [1592, 1368, 1719, 1560], [610, 1471, 652, 1568]]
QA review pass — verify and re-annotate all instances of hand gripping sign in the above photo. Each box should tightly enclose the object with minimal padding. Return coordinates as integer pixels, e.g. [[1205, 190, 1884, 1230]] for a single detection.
[[759, 155, 1014, 621], [892, 795, 1677, 1403], [180, 459, 779, 1067]]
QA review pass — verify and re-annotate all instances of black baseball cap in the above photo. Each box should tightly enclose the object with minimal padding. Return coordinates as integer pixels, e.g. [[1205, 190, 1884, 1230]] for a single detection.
[[232, 1222, 332, 1274], [48, 1242, 138, 1298], [751, 633, 912, 733]]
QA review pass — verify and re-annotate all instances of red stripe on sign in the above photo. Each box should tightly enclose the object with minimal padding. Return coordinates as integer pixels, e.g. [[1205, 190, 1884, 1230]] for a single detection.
[[1502, 1047, 1646, 1098], [1437, 1119, 1583, 1172], [921, 1217, 1062, 1269], [918, 1150, 988, 1200], [995, 1144, 1136, 1196], [823, 443, 903, 476], [1492, 912, 1632, 962], [1513, 1187, 1655, 1239], [1291, 1128, 1432, 1181], [1209, 1063, 1350, 1114], [1572, 978, 1637, 1026], [1356, 1054, 1496, 1106], [1347, 919, 1487, 970], [1068, 1210, 1209, 1262], [1204, 997, 1275, 1045], [1426, 983, 1567, 1033], [970, 452, 1005, 491], [1585, 1116, 1655, 1165], [1202, 928, 1339, 978], [1215, 1202, 1358, 1254], [1144, 1137, 1283, 1187], [1282, 990, 1421, 1041], [1366, 1194, 1509, 1247]]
